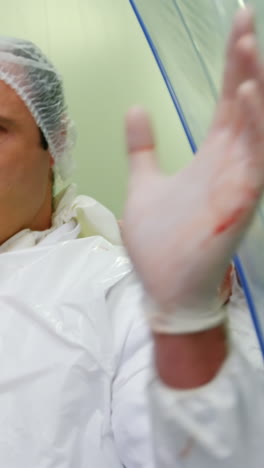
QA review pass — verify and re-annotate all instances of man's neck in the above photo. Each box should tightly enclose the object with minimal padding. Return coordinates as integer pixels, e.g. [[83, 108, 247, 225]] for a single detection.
[[0, 179, 53, 246], [28, 185, 53, 232]]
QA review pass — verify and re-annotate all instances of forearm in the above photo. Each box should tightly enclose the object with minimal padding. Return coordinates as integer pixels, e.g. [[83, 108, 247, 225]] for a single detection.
[[154, 324, 227, 389], [149, 343, 264, 468]]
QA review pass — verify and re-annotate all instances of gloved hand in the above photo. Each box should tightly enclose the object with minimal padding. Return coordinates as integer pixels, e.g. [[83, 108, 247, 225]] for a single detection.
[[123, 7, 264, 334]]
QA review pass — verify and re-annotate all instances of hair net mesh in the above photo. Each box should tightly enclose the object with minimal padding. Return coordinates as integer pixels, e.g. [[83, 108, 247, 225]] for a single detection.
[[0, 36, 76, 179]]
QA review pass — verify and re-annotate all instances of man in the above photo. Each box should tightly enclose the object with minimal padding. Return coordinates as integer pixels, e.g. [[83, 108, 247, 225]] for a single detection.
[[0, 6, 262, 468]]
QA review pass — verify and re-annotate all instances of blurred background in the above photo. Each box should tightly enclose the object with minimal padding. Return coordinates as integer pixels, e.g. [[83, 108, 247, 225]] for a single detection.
[[0, 0, 192, 217]]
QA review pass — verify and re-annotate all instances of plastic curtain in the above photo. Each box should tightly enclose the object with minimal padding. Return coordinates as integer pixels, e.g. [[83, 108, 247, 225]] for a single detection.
[[129, 0, 264, 357]]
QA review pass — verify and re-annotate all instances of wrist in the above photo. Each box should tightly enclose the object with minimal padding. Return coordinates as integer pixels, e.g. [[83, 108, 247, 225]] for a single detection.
[[153, 324, 228, 390], [144, 294, 227, 334]]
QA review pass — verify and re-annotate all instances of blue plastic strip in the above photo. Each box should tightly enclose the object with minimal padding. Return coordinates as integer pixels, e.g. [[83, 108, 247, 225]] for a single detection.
[[129, 0, 264, 357], [128, 0, 197, 154]]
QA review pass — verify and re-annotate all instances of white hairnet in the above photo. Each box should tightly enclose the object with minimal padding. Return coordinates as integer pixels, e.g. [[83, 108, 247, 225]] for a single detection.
[[0, 37, 76, 179]]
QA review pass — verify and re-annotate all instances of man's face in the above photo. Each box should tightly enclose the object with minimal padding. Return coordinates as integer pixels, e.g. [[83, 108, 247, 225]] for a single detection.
[[0, 80, 53, 241]]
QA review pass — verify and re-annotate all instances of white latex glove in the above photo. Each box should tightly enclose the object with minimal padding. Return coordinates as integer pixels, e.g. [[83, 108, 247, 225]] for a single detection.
[[123, 7, 264, 334]]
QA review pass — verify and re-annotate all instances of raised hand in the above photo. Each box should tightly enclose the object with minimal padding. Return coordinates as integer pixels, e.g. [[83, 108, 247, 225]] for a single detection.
[[123, 7, 264, 333]]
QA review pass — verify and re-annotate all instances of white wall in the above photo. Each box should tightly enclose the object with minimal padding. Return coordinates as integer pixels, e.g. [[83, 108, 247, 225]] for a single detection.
[[0, 0, 192, 216]]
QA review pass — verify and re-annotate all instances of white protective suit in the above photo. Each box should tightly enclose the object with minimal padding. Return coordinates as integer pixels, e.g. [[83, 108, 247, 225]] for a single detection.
[[0, 184, 263, 468]]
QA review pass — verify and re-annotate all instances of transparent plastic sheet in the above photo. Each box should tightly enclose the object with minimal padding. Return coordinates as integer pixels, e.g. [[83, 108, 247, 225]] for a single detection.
[[129, 0, 264, 356]]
